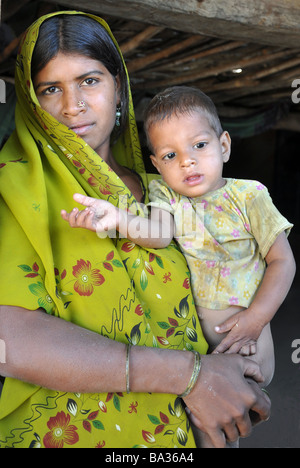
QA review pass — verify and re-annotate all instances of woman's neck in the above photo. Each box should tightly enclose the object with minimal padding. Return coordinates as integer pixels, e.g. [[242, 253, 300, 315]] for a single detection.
[[105, 150, 144, 202]]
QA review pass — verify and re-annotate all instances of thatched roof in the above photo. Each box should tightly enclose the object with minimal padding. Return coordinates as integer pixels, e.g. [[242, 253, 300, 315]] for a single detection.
[[1, 0, 300, 132]]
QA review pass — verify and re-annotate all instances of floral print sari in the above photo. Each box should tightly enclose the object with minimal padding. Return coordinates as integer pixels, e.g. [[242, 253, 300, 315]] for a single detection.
[[0, 11, 207, 448]]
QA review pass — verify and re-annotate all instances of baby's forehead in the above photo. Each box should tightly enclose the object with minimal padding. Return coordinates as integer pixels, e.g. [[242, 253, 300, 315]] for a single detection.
[[150, 108, 216, 133]]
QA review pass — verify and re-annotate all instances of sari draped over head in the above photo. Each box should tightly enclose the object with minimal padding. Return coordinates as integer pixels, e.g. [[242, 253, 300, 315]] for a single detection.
[[0, 11, 207, 448]]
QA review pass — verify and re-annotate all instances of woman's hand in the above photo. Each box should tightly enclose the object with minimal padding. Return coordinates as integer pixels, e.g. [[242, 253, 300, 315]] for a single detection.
[[61, 193, 120, 235], [184, 354, 270, 448]]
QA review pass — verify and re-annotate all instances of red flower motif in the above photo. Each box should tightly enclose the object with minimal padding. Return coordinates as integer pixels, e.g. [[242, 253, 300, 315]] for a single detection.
[[160, 412, 169, 424], [145, 262, 155, 275], [121, 242, 136, 252], [43, 412, 79, 448], [157, 336, 169, 346], [142, 430, 156, 444], [99, 185, 112, 196], [96, 441, 106, 448], [135, 305, 144, 316], [72, 259, 105, 296], [88, 174, 98, 187], [163, 272, 172, 283]]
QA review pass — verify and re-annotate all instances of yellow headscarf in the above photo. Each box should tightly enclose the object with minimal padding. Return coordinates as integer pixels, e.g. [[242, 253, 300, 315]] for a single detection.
[[0, 11, 207, 448]]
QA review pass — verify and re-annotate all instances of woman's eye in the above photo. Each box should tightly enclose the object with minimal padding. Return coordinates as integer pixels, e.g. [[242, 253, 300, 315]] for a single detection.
[[43, 86, 59, 95], [82, 78, 98, 86], [162, 152, 176, 161]]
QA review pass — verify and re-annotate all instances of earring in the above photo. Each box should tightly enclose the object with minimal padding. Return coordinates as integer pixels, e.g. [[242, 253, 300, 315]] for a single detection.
[[116, 106, 121, 127]]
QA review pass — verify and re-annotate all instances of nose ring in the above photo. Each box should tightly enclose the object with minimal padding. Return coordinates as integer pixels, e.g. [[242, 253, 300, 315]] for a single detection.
[[78, 101, 86, 108]]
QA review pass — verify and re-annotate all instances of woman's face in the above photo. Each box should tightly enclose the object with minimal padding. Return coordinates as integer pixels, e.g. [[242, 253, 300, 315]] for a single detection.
[[34, 52, 121, 159]]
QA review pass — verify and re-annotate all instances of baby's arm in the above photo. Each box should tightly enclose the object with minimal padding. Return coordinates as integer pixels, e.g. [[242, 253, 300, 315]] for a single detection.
[[61, 193, 174, 249], [213, 232, 296, 354]]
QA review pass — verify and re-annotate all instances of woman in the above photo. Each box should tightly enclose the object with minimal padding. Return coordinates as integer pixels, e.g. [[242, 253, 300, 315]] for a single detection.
[[0, 11, 270, 448]]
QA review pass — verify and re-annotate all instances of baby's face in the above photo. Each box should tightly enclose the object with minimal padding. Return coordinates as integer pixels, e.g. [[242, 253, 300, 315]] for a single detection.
[[149, 111, 231, 198]]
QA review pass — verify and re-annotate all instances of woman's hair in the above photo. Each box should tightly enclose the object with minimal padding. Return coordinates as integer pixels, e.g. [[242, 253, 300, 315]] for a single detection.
[[31, 14, 129, 137], [144, 86, 223, 152]]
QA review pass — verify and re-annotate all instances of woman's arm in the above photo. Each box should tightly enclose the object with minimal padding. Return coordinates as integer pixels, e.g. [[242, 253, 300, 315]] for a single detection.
[[0, 305, 195, 394], [0, 305, 270, 447], [0, 305, 186, 394]]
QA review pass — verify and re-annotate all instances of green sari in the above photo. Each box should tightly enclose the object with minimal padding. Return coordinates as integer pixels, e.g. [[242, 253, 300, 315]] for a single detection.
[[0, 11, 207, 448]]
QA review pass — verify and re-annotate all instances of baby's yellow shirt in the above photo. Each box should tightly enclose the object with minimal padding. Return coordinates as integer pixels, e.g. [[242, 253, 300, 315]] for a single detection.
[[149, 178, 293, 310]]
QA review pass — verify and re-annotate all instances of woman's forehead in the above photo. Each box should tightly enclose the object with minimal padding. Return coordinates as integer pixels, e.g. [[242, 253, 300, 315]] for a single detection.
[[34, 52, 108, 84]]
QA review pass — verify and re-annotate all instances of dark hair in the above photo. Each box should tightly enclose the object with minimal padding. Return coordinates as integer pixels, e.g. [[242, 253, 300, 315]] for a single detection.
[[31, 14, 129, 138], [144, 86, 223, 152]]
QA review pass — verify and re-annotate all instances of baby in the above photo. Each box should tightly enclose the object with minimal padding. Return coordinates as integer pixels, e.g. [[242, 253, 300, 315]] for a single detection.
[[62, 86, 296, 447]]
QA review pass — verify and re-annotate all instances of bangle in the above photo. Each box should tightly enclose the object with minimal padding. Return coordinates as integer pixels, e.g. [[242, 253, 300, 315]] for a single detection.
[[126, 344, 132, 394], [178, 351, 202, 399]]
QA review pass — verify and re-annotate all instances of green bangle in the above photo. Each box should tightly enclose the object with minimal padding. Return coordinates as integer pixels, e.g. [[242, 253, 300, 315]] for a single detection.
[[178, 351, 202, 399], [261, 388, 270, 398]]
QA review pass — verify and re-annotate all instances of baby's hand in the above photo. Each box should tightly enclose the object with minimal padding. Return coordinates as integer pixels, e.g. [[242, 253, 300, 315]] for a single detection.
[[212, 310, 264, 356], [61, 193, 120, 235]]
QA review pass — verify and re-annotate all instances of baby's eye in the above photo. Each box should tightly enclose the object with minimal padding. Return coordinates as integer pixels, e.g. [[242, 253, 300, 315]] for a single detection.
[[194, 142, 207, 149], [162, 152, 176, 161]]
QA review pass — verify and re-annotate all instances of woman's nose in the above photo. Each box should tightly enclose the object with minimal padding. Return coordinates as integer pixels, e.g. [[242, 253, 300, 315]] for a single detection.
[[62, 91, 86, 117]]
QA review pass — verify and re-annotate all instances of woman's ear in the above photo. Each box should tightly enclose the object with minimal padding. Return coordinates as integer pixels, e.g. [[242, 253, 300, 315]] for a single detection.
[[220, 131, 231, 163], [150, 155, 161, 174]]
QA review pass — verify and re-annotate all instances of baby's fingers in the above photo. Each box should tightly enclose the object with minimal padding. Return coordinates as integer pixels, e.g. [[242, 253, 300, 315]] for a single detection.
[[73, 193, 97, 208], [61, 207, 80, 226], [61, 209, 71, 222]]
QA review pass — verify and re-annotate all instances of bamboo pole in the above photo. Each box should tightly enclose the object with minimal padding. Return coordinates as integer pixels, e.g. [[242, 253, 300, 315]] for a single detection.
[[136, 49, 290, 88], [120, 25, 164, 55], [250, 56, 300, 80], [127, 35, 202, 73], [167, 40, 245, 68]]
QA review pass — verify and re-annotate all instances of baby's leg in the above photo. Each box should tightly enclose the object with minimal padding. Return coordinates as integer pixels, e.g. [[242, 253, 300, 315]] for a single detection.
[[193, 306, 274, 448], [196, 306, 275, 383], [247, 323, 275, 387]]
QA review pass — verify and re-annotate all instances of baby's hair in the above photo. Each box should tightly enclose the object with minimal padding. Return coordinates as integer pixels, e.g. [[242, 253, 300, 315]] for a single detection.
[[144, 86, 223, 153]]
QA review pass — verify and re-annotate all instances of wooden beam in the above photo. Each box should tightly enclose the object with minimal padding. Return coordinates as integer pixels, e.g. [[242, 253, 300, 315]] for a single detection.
[[134, 48, 289, 88], [127, 35, 202, 73], [120, 25, 164, 55], [47, 0, 300, 49]]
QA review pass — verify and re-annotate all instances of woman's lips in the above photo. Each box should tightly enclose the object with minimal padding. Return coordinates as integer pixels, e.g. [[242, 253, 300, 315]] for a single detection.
[[70, 123, 95, 136], [184, 174, 204, 186]]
